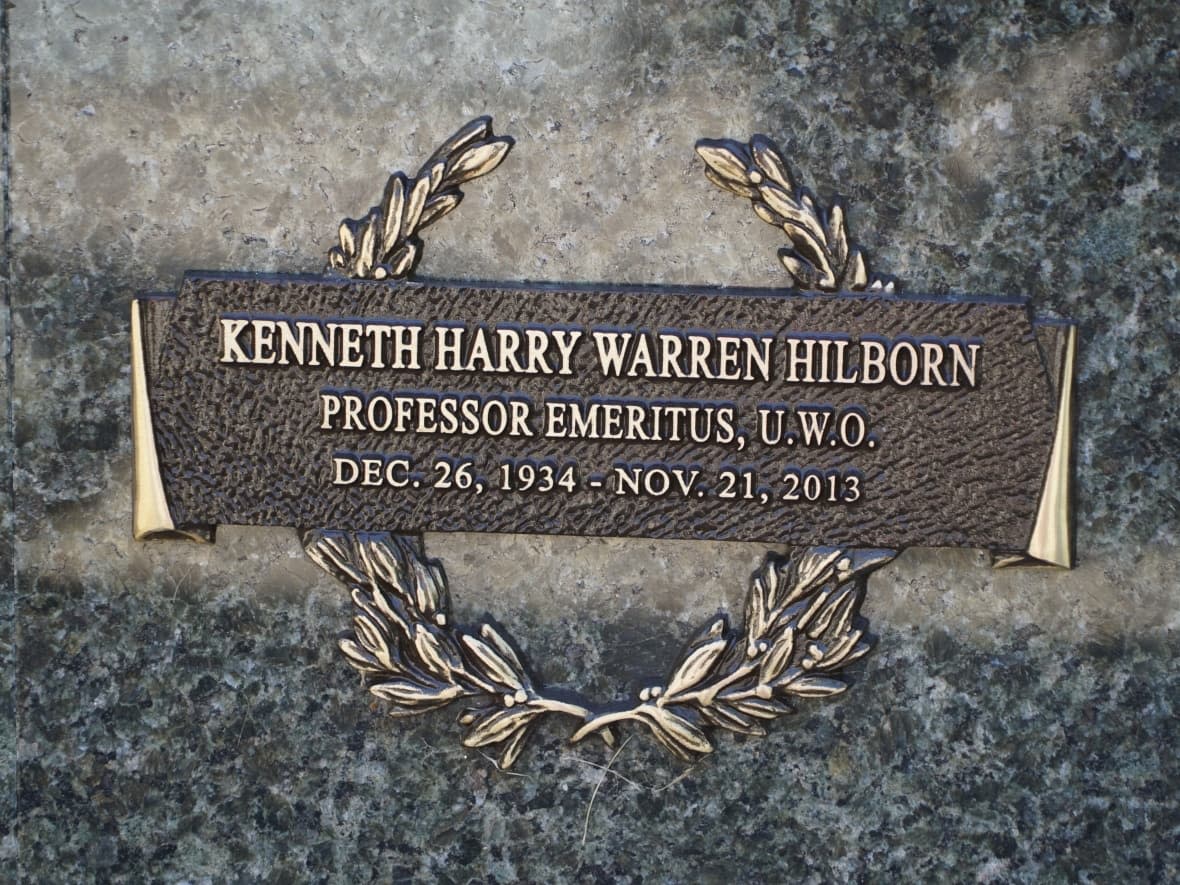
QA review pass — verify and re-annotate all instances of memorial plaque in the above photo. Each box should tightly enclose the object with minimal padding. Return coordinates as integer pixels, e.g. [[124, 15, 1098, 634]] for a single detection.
[[136, 275, 1070, 557], [133, 118, 1076, 767]]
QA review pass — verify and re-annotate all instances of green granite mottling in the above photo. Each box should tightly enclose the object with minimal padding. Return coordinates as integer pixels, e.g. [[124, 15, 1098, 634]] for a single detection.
[[6, 0, 1180, 880], [2, 0, 17, 870], [13, 537, 1180, 881]]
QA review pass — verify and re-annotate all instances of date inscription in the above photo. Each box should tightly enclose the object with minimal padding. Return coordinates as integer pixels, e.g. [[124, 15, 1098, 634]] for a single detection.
[[332, 451, 864, 506]]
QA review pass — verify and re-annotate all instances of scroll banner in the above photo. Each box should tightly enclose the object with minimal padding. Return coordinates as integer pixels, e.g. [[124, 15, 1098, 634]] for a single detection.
[[133, 273, 1075, 565]]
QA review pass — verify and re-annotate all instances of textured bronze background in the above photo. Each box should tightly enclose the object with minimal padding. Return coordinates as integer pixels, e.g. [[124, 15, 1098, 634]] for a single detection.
[[140, 272, 1061, 554]]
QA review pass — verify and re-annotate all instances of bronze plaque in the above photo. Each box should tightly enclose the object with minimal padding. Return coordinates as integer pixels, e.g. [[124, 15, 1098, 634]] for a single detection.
[[136, 274, 1069, 558]]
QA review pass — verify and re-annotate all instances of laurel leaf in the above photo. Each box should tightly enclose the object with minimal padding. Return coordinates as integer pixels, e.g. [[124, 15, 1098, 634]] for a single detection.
[[366, 587, 409, 637], [387, 242, 417, 278], [446, 138, 512, 186], [480, 623, 526, 675], [775, 665, 804, 687], [785, 224, 829, 270], [699, 702, 765, 736], [703, 166, 758, 199], [785, 676, 847, 698], [352, 604, 396, 653], [361, 539, 414, 607], [827, 587, 862, 640], [413, 623, 452, 677], [499, 721, 533, 769], [424, 115, 494, 171], [686, 616, 728, 650], [409, 553, 446, 616], [695, 131, 898, 299], [847, 248, 869, 290], [303, 531, 367, 586], [664, 637, 727, 698], [427, 559, 451, 610], [402, 174, 431, 237], [754, 554, 782, 609], [358, 536, 401, 589], [380, 172, 407, 253], [775, 603, 808, 635], [822, 627, 864, 664], [752, 200, 785, 228], [756, 180, 797, 215], [732, 696, 793, 719], [418, 190, 463, 231], [461, 635, 524, 691], [784, 225, 837, 290], [338, 219, 359, 256], [758, 625, 796, 683], [461, 707, 536, 748], [818, 633, 872, 672], [427, 158, 446, 192], [357, 212, 378, 277], [339, 637, 384, 673], [638, 705, 713, 759], [353, 613, 388, 656], [385, 700, 454, 718], [695, 139, 753, 185], [758, 183, 823, 243], [795, 586, 838, 636], [807, 587, 855, 639], [642, 724, 693, 761], [361, 540, 411, 601], [779, 249, 821, 290], [744, 575, 769, 641], [840, 641, 873, 666], [349, 588, 384, 627], [837, 548, 886, 589], [370, 679, 462, 706], [328, 118, 512, 280], [783, 548, 845, 607], [827, 201, 850, 279], [750, 134, 794, 190]]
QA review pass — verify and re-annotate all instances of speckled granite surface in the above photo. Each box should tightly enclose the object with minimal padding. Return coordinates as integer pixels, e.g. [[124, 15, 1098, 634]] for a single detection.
[[5, 0, 1179, 881]]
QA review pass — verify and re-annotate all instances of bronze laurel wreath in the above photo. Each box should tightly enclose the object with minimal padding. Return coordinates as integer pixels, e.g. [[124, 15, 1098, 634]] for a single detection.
[[696, 135, 895, 292], [327, 116, 513, 280], [307, 530, 894, 769], [318, 118, 898, 768]]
